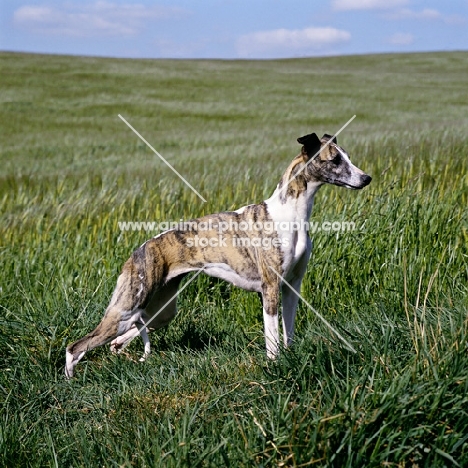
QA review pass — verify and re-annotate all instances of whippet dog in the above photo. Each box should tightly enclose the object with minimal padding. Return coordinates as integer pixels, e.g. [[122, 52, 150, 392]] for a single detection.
[[65, 132, 371, 378]]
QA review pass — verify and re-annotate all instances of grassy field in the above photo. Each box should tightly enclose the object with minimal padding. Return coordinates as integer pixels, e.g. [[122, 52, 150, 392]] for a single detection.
[[1, 50, 468, 467]]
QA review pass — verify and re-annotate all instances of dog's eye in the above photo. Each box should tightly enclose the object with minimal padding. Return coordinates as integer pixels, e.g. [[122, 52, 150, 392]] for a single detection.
[[331, 154, 341, 165]]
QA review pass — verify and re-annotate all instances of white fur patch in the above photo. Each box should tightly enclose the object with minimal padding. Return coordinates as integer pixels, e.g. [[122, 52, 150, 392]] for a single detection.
[[204, 263, 261, 292], [263, 309, 279, 359]]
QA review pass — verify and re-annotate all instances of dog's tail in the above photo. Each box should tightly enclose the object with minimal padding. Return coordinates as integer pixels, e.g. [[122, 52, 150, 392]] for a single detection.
[[65, 245, 161, 378], [65, 305, 121, 378]]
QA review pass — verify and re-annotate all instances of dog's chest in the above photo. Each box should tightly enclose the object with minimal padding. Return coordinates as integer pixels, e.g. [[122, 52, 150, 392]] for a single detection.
[[264, 195, 312, 274]]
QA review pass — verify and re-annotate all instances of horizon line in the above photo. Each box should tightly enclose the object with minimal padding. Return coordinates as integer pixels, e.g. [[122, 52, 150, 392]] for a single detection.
[[1, 48, 466, 62]]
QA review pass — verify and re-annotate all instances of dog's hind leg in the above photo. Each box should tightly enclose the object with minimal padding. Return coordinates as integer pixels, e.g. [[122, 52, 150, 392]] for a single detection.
[[65, 255, 154, 378], [109, 325, 140, 354], [107, 317, 150, 359], [109, 274, 186, 361], [65, 305, 141, 379], [136, 320, 150, 362]]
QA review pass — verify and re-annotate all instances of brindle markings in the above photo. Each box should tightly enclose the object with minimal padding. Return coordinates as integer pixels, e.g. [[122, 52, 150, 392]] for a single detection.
[[65, 132, 371, 378]]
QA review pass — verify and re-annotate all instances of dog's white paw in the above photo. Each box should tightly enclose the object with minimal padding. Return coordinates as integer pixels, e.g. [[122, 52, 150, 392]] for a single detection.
[[110, 336, 129, 354], [139, 351, 150, 362]]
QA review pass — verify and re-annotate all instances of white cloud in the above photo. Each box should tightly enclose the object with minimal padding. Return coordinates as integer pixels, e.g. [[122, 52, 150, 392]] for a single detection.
[[236, 27, 351, 58], [388, 32, 414, 45], [384, 8, 441, 20], [14, 2, 189, 37], [384, 8, 466, 24], [332, 0, 408, 11]]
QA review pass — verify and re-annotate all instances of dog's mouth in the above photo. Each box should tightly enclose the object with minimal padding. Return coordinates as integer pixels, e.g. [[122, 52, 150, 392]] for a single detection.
[[329, 175, 372, 190]]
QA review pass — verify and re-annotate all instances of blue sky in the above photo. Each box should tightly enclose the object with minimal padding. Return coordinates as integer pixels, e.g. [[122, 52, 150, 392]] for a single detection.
[[1, 0, 467, 59]]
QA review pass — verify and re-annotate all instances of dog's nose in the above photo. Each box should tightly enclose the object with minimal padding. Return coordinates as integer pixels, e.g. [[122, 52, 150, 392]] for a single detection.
[[362, 174, 372, 186]]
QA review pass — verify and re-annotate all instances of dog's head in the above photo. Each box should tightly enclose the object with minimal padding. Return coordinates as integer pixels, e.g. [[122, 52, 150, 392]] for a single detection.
[[297, 132, 371, 189]]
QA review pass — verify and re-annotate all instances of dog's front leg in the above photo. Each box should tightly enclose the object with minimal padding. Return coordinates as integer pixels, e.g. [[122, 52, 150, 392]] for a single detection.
[[281, 279, 302, 348], [282, 241, 311, 348], [262, 285, 280, 359]]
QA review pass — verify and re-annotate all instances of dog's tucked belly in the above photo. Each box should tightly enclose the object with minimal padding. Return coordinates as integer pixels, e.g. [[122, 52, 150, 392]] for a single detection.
[[164, 263, 262, 293], [203, 263, 262, 292]]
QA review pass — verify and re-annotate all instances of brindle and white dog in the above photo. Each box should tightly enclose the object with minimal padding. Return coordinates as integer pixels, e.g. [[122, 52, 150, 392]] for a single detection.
[[65, 132, 371, 378]]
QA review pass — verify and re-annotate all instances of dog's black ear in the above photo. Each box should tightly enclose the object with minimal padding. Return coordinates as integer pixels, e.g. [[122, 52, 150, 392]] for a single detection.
[[321, 133, 337, 144], [297, 132, 321, 156]]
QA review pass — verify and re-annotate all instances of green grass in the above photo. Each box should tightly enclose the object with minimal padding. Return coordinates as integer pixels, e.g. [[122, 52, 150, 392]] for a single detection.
[[1, 50, 468, 467]]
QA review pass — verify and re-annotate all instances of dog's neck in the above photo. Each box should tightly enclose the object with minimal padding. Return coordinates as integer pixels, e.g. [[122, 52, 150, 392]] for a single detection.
[[266, 154, 323, 223]]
